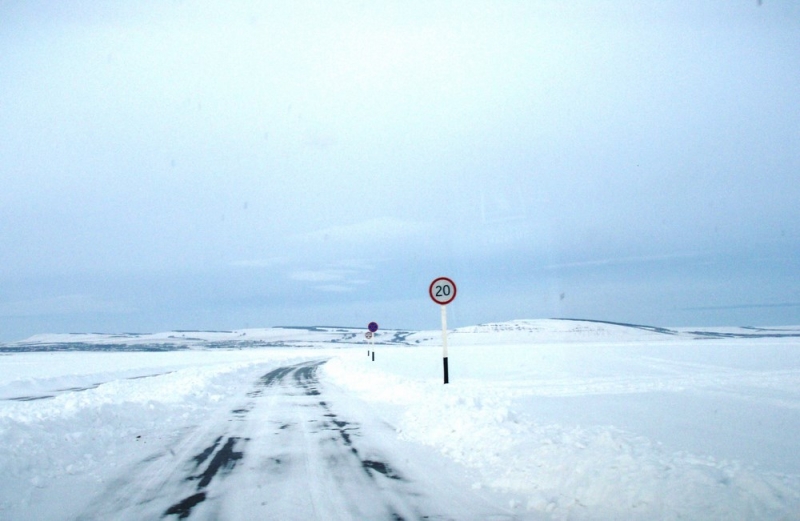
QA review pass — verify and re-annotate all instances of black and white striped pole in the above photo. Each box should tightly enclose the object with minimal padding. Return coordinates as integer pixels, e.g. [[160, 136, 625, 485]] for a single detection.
[[429, 277, 457, 384]]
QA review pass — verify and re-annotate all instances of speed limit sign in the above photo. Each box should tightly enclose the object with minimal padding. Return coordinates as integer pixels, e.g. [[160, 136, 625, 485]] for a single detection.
[[429, 277, 457, 305], [429, 276, 456, 384]]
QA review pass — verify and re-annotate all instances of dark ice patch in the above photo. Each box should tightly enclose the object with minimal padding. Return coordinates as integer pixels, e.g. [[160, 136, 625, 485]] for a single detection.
[[188, 437, 246, 488], [191, 436, 222, 468], [163, 492, 206, 519], [362, 460, 404, 481]]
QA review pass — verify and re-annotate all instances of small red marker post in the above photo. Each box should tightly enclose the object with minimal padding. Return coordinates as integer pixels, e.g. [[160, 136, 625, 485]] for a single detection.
[[365, 331, 374, 360], [429, 277, 457, 384]]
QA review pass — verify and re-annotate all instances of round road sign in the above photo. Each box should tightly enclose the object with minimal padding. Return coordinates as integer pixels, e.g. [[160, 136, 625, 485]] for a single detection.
[[429, 277, 457, 305], [365, 331, 373, 340], [368, 322, 379, 333]]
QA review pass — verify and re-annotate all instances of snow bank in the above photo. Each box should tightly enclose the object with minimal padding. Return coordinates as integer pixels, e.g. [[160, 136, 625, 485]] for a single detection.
[[324, 340, 800, 520]]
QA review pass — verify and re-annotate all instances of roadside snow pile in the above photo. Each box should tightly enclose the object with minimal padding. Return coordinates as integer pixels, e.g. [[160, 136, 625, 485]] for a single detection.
[[0, 352, 278, 423], [324, 340, 800, 520]]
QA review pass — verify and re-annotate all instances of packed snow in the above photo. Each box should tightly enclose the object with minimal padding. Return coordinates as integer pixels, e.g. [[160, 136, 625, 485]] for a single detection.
[[1, 319, 799, 520]]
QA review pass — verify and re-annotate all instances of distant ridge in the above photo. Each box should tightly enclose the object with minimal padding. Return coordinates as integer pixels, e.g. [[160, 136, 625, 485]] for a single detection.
[[554, 318, 800, 339], [4, 319, 800, 352], [554, 318, 679, 335]]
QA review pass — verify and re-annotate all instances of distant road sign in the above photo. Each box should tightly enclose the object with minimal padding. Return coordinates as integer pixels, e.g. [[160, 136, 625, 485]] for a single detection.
[[368, 322, 379, 333], [429, 277, 457, 305], [365, 331, 373, 339]]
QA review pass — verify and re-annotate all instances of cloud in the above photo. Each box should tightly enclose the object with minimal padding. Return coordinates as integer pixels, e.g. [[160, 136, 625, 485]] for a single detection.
[[0, 294, 133, 318], [297, 217, 434, 245], [289, 269, 355, 282], [315, 285, 354, 293], [287, 262, 374, 294], [301, 126, 338, 150], [230, 258, 290, 268], [543, 252, 701, 270], [683, 302, 800, 311]]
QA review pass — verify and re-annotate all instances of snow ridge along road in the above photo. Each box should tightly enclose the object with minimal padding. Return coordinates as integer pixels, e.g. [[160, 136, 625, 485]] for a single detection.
[[78, 359, 518, 521]]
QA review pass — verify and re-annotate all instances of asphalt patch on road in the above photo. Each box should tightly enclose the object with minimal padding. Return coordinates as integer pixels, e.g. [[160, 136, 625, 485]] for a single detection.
[[163, 436, 248, 518], [162, 492, 206, 520], [362, 460, 404, 480]]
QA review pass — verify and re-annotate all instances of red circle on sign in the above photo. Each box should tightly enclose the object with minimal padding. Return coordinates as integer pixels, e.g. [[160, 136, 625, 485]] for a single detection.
[[429, 277, 457, 305], [368, 322, 379, 333]]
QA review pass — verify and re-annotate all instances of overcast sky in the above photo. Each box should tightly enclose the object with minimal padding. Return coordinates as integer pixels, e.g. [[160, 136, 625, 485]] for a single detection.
[[1, 0, 799, 341]]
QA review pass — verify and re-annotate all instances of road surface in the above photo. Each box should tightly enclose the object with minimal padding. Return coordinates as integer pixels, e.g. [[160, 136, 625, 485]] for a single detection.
[[78, 360, 520, 521]]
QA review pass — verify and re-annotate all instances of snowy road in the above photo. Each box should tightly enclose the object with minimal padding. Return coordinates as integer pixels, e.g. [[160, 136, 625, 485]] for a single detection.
[[76, 359, 517, 521]]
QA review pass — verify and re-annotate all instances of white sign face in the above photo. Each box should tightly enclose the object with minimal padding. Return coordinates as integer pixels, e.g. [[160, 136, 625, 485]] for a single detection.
[[429, 277, 457, 305], [365, 331, 373, 339]]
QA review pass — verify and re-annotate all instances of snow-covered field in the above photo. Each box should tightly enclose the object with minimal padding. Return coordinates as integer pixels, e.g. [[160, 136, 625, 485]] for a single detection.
[[1, 319, 799, 520]]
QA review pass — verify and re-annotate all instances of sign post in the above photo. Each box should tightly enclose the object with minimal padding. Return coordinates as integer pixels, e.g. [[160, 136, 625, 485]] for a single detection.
[[365, 331, 374, 360], [429, 277, 457, 384], [367, 322, 378, 361]]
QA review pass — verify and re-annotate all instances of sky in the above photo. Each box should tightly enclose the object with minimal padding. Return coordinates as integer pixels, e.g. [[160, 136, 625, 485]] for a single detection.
[[1, 0, 799, 341]]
